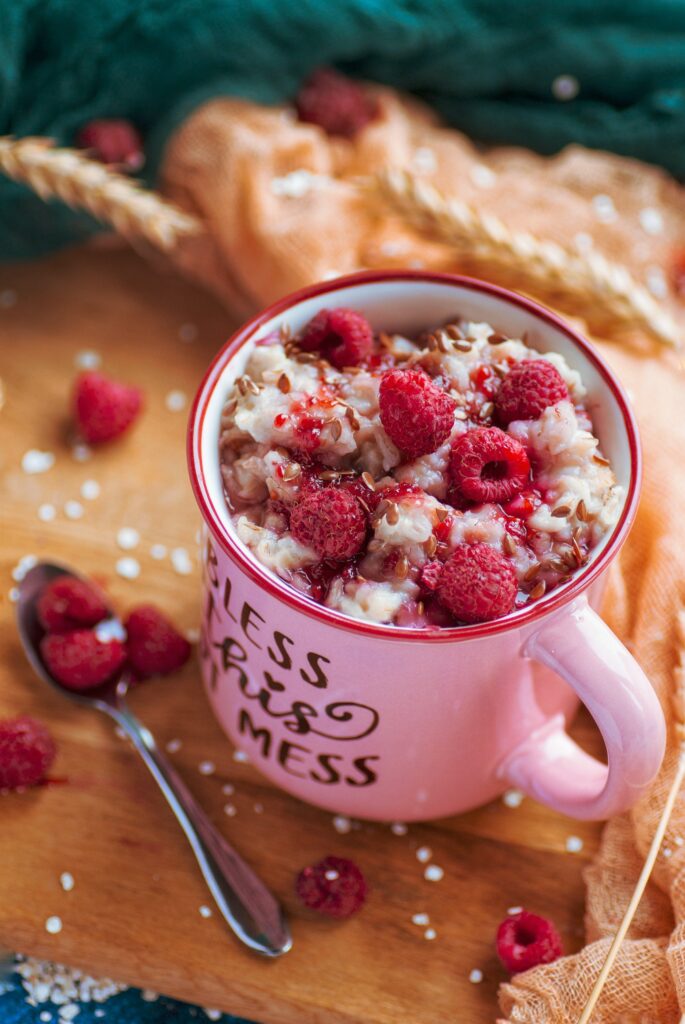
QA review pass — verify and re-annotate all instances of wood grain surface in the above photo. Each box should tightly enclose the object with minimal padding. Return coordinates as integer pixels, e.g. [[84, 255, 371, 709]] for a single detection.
[[0, 247, 605, 1023]]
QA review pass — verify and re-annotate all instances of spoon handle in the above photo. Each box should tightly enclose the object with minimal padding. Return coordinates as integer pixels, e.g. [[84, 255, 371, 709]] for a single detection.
[[113, 701, 292, 957]]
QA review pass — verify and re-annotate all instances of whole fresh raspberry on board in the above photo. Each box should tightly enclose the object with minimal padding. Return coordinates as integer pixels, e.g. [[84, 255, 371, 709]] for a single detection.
[[295, 67, 378, 138], [495, 359, 568, 426], [125, 605, 192, 680], [41, 630, 126, 691], [74, 371, 143, 444], [37, 575, 108, 633], [290, 486, 367, 561], [379, 368, 456, 460], [450, 427, 530, 504], [76, 118, 144, 171], [295, 855, 367, 918], [299, 308, 373, 369], [0, 716, 57, 790], [437, 543, 517, 624], [496, 909, 563, 973]]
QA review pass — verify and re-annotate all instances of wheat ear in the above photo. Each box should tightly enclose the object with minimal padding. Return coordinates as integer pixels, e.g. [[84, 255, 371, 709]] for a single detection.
[[372, 168, 680, 349], [0, 136, 203, 252], [577, 609, 685, 1023]]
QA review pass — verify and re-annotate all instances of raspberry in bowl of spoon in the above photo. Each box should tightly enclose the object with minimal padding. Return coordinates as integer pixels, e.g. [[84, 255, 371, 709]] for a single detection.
[[189, 271, 664, 823]]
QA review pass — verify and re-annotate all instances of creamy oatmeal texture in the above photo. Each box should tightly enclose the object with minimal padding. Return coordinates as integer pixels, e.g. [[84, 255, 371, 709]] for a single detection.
[[218, 310, 623, 628]]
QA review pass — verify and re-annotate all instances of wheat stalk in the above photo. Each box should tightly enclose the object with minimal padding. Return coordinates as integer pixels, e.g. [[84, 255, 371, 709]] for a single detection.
[[577, 608, 685, 1023], [0, 136, 203, 252], [372, 168, 681, 349]]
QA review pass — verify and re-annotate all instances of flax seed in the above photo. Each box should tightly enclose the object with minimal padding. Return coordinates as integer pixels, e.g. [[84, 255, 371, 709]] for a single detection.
[[488, 332, 508, 345], [524, 562, 541, 582], [593, 452, 610, 466], [277, 373, 291, 394], [551, 505, 571, 518], [529, 580, 546, 601], [445, 324, 463, 341], [435, 507, 449, 523], [386, 502, 400, 526], [426, 535, 438, 557], [379, 331, 394, 350], [503, 533, 517, 556], [454, 339, 472, 352], [576, 499, 589, 522], [361, 471, 376, 491], [282, 462, 301, 481], [296, 352, 317, 364], [346, 406, 361, 431], [395, 555, 409, 580]]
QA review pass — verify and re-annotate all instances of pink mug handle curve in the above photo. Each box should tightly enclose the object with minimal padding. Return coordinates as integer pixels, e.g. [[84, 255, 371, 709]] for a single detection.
[[499, 597, 666, 820]]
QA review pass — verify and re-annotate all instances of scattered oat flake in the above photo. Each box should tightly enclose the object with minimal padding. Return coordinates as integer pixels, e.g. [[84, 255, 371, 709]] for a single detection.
[[186, 627, 200, 643], [171, 547, 193, 575], [424, 927, 437, 940], [199, 760, 215, 776], [74, 350, 101, 370], [165, 389, 187, 412], [233, 749, 249, 763], [203, 1011, 222, 1022], [64, 500, 84, 520], [166, 738, 182, 753], [22, 449, 55, 474], [141, 990, 159, 1002], [199, 905, 212, 918], [224, 804, 237, 817], [150, 543, 167, 560], [38, 504, 57, 522], [333, 815, 352, 834], [0, 288, 17, 308], [115, 556, 140, 580], [58, 1007, 79, 1021], [469, 968, 484, 984], [639, 207, 663, 236], [45, 916, 62, 934], [60, 872, 75, 892], [390, 822, 408, 836], [503, 788, 524, 808], [552, 74, 579, 100], [566, 835, 584, 853], [40, 1014, 52, 1023], [80, 479, 100, 500], [412, 912, 430, 926], [416, 846, 432, 863], [116, 527, 140, 550], [179, 322, 198, 343], [424, 864, 444, 882]]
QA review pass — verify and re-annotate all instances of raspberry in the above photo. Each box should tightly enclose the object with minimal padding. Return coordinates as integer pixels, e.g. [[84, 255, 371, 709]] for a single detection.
[[420, 560, 443, 592], [299, 308, 373, 369], [295, 855, 367, 918], [437, 543, 517, 623], [449, 427, 530, 504], [125, 605, 192, 680], [290, 486, 367, 561], [74, 371, 143, 444], [295, 67, 378, 138], [37, 575, 108, 633], [76, 118, 144, 171], [0, 717, 57, 790], [495, 359, 568, 425], [379, 368, 456, 460], [40, 630, 126, 691], [496, 910, 563, 973]]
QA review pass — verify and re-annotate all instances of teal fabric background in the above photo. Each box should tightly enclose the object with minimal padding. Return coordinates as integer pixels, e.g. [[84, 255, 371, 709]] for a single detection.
[[0, 0, 683, 257]]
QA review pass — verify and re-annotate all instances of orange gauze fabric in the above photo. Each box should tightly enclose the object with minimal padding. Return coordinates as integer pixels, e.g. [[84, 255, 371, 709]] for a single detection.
[[160, 87, 685, 1021]]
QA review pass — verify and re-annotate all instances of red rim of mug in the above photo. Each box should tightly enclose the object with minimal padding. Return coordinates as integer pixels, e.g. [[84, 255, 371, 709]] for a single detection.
[[187, 270, 641, 644]]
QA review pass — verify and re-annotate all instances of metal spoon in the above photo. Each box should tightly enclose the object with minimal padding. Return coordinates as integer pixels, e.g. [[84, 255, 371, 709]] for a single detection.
[[17, 561, 292, 958]]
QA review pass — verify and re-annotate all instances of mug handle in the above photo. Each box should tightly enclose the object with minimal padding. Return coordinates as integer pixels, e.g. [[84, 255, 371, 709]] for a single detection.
[[498, 596, 666, 820]]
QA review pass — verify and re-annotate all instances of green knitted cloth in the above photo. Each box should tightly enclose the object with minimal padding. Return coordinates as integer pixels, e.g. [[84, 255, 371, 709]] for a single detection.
[[1, 0, 684, 260]]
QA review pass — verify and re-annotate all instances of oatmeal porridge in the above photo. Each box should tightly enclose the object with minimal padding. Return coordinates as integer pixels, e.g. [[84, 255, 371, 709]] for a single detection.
[[218, 307, 623, 627]]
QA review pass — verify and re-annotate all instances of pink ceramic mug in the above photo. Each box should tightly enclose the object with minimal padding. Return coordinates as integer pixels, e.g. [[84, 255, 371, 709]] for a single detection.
[[188, 271, 665, 822]]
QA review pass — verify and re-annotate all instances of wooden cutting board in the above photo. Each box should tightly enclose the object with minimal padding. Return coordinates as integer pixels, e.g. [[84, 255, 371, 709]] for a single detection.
[[0, 247, 605, 1023]]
